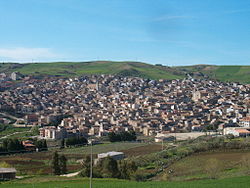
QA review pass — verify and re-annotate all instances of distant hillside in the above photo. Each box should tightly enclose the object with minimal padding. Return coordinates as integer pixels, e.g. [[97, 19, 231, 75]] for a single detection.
[[1, 62, 250, 83], [176, 65, 250, 84], [0, 61, 185, 80]]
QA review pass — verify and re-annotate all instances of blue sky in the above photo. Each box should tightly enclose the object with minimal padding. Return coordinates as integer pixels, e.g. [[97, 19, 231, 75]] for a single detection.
[[0, 0, 250, 65]]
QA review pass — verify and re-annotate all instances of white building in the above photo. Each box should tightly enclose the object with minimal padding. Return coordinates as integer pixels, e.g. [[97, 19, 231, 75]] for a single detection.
[[39, 126, 66, 140], [223, 127, 250, 137], [10, 72, 17, 80], [239, 117, 250, 127], [94, 151, 124, 165]]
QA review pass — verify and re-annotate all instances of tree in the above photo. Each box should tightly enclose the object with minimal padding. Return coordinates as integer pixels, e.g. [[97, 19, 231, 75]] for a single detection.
[[7, 139, 17, 152], [101, 156, 120, 178], [80, 155, 91, 177], [0, 146, 7, 154], [2, 139, 8, 150], [59, 155, 67, 174], [0, 161, 11, 168], [108, 132, 118, 142], [34, 139, 47, 151], [119, 160, 129, 179], [42, 140, 48, 151], [31, 125, 39, 135], [34, 139, 43, 150], [2, 138, 23, 153], [108, 131, 137, 142], [127, 161, 137, 173], [119, 160, 138, 179], [60, 138, 65, 149], [52, 151, 60, 175], [65, 136, 88, 147]]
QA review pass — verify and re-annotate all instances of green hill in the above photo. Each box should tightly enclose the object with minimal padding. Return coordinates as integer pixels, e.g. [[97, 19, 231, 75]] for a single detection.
[[0, 61, 185, 80], [176, 65, 250, 83], [1, 62, 250, 83]]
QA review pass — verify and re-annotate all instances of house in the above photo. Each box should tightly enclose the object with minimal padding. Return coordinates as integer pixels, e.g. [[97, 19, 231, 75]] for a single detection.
[[25, 114, 39, 125], [235, 129, 250, 137], [0, 73, 7, 81], [223, 127, 250, 137], [10, 72, 17, 81], [22, 140, 36, 151], [239, 117, 250, 127], [10, 72, 22, 81], [192, 90, 208, 101], [39, 126, 67, 140], [0, 168, 16, 180]]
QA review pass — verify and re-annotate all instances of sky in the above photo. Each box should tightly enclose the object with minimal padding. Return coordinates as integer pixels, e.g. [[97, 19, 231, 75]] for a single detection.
[[0, 0, 250, 65]]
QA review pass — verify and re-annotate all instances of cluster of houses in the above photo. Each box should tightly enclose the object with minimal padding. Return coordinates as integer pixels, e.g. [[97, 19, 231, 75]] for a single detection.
[[223, 117, 250, 137], [0, 71, 26, 92], [1, 74, 250, 140], [0, 72, 23, 81]]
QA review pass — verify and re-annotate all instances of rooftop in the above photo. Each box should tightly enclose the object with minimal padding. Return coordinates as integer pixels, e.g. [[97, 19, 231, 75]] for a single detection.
[[0, 168, 17, 173], [98, 151, 124, 159]]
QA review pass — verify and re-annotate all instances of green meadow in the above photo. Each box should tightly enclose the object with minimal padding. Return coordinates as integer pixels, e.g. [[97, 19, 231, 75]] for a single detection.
[[2, 61, 250, 83], [2, 176, 250, 188], [0, 61, 184, 80]]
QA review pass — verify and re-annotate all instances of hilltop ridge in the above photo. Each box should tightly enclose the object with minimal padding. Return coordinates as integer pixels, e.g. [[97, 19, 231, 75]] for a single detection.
[[1, 61, 250, 83]]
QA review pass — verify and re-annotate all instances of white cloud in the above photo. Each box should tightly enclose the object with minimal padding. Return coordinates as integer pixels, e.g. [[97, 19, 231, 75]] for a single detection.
[[223, 9, 250, 14], [152, 15, 193, 22], [0, 47, 61, 61]]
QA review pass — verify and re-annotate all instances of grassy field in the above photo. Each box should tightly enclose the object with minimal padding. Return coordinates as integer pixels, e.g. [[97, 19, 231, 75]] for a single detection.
[[2, 175, 250, 188], [214, 66, 250, 83], [158, 150, 250, 181], [2, 62, 250, 83], [2, 138, 250, 187], [0, 142, 161, 175], [0, 124, 30, 138], [176, 65, 250, 83], [60, 142, 148, 155], [0, 61, 184, 80]]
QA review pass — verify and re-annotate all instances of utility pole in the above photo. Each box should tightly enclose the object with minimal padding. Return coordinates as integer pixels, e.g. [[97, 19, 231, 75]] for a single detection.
[[161, 138, 164, 151], [90, 139, 93, 188]]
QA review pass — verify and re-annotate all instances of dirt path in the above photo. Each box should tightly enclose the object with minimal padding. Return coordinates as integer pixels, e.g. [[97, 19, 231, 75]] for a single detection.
[[60, 171, 81, 177]]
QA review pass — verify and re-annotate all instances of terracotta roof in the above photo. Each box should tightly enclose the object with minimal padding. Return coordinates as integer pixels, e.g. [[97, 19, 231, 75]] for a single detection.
[[236, 129, 250, 133], [241, 117, 250, 121]]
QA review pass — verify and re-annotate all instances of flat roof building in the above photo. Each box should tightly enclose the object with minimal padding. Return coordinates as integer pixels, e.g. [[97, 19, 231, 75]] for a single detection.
[[0, 168, 16, 180], [94, 151, 125, 165]]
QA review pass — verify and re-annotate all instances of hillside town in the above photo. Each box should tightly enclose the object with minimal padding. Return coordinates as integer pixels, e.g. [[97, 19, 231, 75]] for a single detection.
[[1, 74, 250, 140]]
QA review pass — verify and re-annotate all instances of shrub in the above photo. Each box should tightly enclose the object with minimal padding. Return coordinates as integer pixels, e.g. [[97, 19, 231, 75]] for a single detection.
[[204, 158, 221, 179], [108, 131, 137, 142], [66, 136, 87, 147]]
